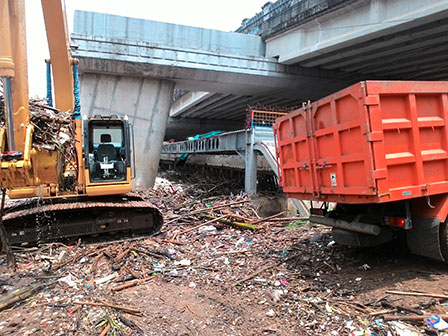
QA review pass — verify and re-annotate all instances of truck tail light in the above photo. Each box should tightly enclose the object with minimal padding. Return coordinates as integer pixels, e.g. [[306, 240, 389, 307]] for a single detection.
[[385, 216, 406, 228]]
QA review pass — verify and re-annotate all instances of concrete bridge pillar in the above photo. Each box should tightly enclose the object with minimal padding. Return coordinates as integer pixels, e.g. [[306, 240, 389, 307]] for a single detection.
[[79, 73, 175, 188]]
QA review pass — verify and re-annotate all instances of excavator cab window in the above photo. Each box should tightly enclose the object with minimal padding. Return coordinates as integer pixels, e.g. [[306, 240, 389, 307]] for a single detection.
[[84, 118, 131, 183]]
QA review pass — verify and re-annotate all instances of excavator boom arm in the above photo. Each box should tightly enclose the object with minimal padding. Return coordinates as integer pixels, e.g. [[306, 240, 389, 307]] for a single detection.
[[0, 0, 29, 154], [41, 0, 74, 113]]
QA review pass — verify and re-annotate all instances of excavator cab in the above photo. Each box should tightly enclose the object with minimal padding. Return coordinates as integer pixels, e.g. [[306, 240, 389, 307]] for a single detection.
[[84, 115, 132, 184]]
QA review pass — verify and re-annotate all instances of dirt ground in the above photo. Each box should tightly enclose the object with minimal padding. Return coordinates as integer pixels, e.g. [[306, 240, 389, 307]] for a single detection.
[[1, 171, 448, 336]]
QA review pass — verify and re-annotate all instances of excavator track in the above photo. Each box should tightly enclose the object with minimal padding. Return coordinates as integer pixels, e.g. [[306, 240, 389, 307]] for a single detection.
[[2, 195, 163, 245]]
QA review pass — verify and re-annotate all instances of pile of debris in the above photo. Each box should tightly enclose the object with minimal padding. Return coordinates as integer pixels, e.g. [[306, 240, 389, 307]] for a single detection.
[[0, 171, 447, 335], [0, 95, 76, 166], [29, 98, 76, 166]]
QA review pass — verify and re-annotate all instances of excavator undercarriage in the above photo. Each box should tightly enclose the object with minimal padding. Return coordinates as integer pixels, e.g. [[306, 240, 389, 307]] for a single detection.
[[3, 195, 163, 245]]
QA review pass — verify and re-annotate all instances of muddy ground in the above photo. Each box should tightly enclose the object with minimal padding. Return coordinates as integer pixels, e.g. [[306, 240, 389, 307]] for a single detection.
[[0, 171, 447, 336]]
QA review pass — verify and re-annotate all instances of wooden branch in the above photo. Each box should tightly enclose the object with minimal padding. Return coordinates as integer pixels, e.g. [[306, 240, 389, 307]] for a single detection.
[[111, 275, 156, 292], [153, 238, 185, 246], [114, 248, 130, 263], [124, 265, 142, 280], [382, 301, 423, 315], [54, 246, 109, 271], [173, 196, 222, 211], [251, 211, 285, 225], [221, 210, 253, 223], [176, 215, 227, 237], [265, 217, 309, 222], [203, 215, 259, 230], [0, 282, 54, 311], [384, 314, 448, 322], [99, 324, 110, 336], [386, 290, 448, 300], [181, 199, 249, 217], [74, 300, 141, 315], [369, 309, 396, 317], [233, 263, 277, 286], [119, 315, 144, 334], [233, 254, 298, 286]]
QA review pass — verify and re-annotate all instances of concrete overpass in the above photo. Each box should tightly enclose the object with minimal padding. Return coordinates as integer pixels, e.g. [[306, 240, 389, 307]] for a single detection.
[[176, 0, 448, 136], [264, 0, 448, 77], [72, 0, 448, 187]]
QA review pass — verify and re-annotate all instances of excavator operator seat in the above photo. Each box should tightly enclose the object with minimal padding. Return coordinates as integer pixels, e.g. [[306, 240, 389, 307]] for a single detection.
[[97, 134, 117, 161]]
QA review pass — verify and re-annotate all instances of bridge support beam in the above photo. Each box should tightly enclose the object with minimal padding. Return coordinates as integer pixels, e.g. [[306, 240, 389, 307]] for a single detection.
[[80, 73, 175, 188], [244, 131, 258, 194]]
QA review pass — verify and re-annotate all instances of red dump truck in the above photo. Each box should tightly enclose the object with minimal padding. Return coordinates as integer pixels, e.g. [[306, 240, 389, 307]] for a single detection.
[[274, 81, 448, 262]]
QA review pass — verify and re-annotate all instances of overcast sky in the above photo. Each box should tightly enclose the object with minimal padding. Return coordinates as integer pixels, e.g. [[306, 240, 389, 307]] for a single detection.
[[25, 0, 268, 96]]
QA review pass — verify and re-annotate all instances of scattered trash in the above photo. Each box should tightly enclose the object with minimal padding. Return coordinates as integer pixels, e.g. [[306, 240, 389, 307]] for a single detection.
[[58, 274, 78, 289], [198, 225, 217, 234], [272, 289, 286, 303], [94, 273, 118, 285], [266, 309, 276, 317], [358, 264, 371, 271], [425, 315, 448, 331], [0, 169, 447, 334], [388, 321, 420, 336], [345, 320, 356, 332], [153, 263, 165, 271], [57, 250, 68, 262], [174, 259, 191, 267]]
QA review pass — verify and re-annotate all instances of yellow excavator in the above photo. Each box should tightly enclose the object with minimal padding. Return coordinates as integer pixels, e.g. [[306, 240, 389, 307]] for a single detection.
[[0, 0, 162, 245]]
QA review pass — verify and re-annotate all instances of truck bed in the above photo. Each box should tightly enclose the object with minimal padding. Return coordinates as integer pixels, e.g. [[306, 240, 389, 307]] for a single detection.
[[274, 81, 448, 204]]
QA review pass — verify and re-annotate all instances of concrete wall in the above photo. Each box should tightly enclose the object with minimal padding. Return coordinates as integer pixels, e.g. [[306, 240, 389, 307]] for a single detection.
[[80, 73, 175, 188], [74, 10, 265, 57]]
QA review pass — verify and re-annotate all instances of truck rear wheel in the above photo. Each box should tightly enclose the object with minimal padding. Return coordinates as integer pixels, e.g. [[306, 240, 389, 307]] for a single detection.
[[406, 217, 448, 262], [440, 221, 448, 262]]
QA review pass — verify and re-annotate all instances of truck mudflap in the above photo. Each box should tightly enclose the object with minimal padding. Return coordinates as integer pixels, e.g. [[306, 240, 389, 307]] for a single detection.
[[2, 195, 163, 245], [406, 217, 447, 262]]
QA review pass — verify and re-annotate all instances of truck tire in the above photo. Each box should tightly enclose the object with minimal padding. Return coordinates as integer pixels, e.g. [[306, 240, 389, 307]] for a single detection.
[[406, 217, 447, 262], [441, 221, 448, 262]]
